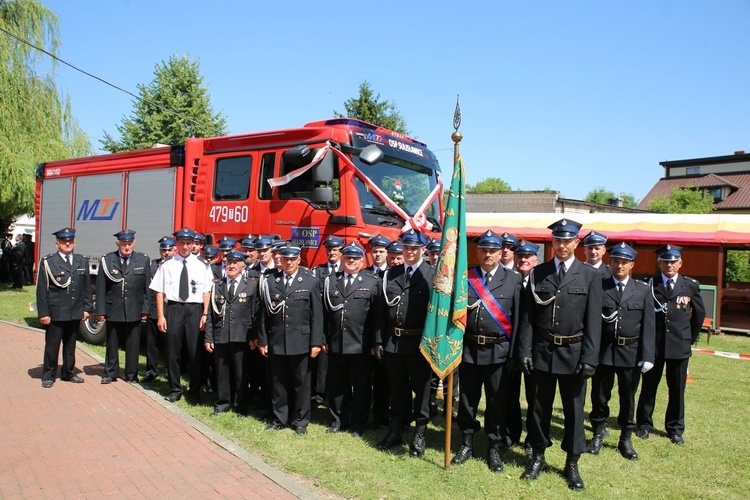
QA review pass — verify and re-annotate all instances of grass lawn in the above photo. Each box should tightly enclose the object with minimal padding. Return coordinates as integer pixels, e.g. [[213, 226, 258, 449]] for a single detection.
[[5, 282, 750, 498]]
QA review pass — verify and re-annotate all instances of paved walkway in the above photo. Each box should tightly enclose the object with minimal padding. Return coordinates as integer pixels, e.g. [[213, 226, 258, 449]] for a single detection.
[[0, 322, 318, 499]]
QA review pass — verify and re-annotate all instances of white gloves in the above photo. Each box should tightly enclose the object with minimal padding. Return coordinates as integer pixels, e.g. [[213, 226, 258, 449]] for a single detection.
[[638, 361, 654, 373]]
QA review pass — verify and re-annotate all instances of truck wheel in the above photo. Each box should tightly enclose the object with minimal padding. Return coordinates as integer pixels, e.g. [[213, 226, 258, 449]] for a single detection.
[[79, 317, 106, 345]]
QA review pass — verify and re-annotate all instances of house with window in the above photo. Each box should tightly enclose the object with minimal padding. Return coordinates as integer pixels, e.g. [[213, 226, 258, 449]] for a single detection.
[[637, 151, 750, 213]]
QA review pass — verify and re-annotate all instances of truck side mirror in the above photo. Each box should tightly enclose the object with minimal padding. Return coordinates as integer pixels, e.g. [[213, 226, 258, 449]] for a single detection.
[[313, 150, 335, 184], [313, 187, 335, 204], [359, 145, 384, 165]]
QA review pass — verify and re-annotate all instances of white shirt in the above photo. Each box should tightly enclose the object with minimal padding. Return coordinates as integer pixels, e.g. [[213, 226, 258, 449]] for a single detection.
[[662, 273, 679, 287], [150, 253, 212, 303], [404, 260, 424, 275], [554, 256, 577, 273], [614, 277, 629, 288]]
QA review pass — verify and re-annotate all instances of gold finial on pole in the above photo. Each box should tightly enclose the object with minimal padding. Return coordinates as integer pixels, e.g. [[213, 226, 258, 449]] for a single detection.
[[452, 95, 462, 165]]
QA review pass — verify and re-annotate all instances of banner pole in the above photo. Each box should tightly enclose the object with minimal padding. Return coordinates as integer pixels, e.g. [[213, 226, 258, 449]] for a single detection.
[[444, 370, 454, 469]]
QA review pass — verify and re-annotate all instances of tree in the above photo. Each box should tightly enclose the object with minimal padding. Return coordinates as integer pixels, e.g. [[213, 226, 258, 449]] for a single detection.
[[647, 185, 715, 214], [101, 54, 227, 152], [726, 250, 750, 283], [584, 187, 638, 208], [0, 0, 91, 233], [334, 80, 408, 134], [466, 177, 512, 193]]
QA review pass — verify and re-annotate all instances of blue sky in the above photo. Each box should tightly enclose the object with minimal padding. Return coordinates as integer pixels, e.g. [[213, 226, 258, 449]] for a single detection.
[[41, 0, 750, 202]]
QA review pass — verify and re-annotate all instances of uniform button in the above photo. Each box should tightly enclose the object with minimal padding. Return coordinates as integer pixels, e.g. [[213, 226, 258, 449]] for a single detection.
[[555, 322, 559, 326]]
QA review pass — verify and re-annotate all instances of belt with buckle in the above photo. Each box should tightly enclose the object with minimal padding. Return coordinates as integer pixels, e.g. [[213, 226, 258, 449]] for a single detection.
[[393, 327, 422, 337], [465, 333, 506, 345], [537, 329, 584, 346], [616, 336, 639, 346]]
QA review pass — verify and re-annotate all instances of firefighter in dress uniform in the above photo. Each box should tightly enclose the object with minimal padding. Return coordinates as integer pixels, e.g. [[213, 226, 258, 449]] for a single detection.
[[96, 229, 151, 384], [368, 234, 391, 429], [586, 243, 655, 460], [142, 236, 175, 383], [582, 230, 613, 279], [516, 218, 602, 492], [451, 230, 523, 473], [37, 228, 93, 388]]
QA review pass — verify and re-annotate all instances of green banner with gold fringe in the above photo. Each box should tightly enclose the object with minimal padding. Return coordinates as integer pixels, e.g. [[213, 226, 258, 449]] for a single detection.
[[420, 157, 467, 379]]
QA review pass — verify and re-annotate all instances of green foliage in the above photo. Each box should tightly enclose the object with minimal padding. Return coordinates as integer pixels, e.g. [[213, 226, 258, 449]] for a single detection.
[[647, 185, 715, 214], [726, 250, 750, 282], [334, 80, 408, 134], [584, 187, 638, 208], [0, 0, 91, 233], [101, 54, 227, 152], [466, 177, 512, 193]]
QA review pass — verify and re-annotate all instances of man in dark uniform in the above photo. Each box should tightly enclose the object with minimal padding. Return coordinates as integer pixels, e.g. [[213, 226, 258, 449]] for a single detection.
[[506, 240, 540, 457], [96, 229, 151, 384], [240, 235, 258, 268], [150, 227, 213, 403], [367, 234, 391, 428], [202, 244, 219, 265], [37, 228, 93, 388], [10, 234, 25, 288], [142, 236, 175, 384], [587, 243, 655, 460], [322, 242, 383, 436], [385, 241, 404, 268], [214, 236, 238, 280], [636, 245, 705, 445], [311, 235, 343, 407], [517, 218, 602, 491], [257, 243, 324, 434], [582, 230, 613, 279], [426, 238, 441, 267], [204, 250, 260, 416], [499, 232, 518, 270], [451, 230, 523, 472], [246, 236, 275, 278], [375, 229, 435, 458], [192, 232, 206, 256]]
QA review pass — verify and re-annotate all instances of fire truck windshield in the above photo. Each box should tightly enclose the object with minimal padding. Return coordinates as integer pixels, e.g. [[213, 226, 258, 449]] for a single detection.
[[352, 155, 441, 230]]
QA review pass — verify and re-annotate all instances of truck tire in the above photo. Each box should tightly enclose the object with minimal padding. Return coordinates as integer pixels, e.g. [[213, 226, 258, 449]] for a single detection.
[[79, 317, 106, 345]]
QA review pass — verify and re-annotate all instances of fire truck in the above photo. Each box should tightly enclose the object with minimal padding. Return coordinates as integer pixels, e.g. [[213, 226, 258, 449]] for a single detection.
[[34, 118, 444, 343]]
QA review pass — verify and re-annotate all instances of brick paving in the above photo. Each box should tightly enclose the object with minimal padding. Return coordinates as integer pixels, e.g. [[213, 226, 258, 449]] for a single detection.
[[0, 322, 317, 499]]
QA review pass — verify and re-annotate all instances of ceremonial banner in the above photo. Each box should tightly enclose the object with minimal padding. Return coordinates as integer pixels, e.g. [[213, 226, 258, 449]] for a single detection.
[[420, 157, 468, 379]]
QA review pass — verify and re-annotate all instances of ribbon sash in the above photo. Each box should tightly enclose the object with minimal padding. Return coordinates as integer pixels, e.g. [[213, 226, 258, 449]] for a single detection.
[[467, 268, 513, 340]]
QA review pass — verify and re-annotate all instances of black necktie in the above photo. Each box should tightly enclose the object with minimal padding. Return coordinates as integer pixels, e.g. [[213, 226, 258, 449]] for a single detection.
[[558, 262, 566, 281], [617, 282, 624, 297], [346, 275, 354, 293], [228, 280, 236, 300], [285, 274, 292, 289], [65, 254, 72, 268], [406, 266, 413, 280], [121, 255, 129, 271], [667, 278, 674, 293], [179, 259, 189, 301], [485, 272, 492, 285]]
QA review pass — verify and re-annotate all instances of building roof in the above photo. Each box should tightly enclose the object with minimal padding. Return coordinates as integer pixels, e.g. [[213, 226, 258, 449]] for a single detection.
[[637, 172, 750, 210]]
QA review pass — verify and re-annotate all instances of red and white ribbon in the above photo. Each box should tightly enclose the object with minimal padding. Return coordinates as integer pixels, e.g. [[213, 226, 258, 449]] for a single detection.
[[693, 348, 750, 360], [267, 141, 442, 233]]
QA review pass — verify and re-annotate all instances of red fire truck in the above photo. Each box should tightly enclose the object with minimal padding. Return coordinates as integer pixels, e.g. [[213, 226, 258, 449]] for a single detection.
[[35, 118, 444, 342]]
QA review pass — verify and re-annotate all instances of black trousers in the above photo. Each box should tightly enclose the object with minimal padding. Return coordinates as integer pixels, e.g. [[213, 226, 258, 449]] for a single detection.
[[589, 365, 641, 437], [457, 361, 508, 443], [165, 302, 204, 396], [371, 356, 390, 425], [637, 357, 689, 437], [328, 353, 372, 432], [269, 353, 311, 428], [214, 342, 250, 413], [104, 320, 141, 380], [310, 350, 328, 402], [384, 351, 432, 431], [528, 370, 588, 456], [43, 320, 79, 381], [506, 369, 536, 446], [247, 347, 268, 406], [144, 318, 164, 377]]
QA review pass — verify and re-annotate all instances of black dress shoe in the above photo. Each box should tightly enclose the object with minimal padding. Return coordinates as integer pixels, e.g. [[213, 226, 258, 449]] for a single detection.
[[295, 426, 307, 435], [587, 434, 604, 455], [265, 422, 284, 431], [41, 379, 54, 388], [636, 428, 650, 439], [618, 439, 638, 459], [140, 373, 157, 383], [520, 455, 545, 480], [185, 392, 201, 405], [62, 375, 84, 383], [101, 377, 114, 385], [409, 433, 426, 458], [563, 456, 585, 492], [670, 434, 684, 445], [326, 426, 341, 434], [451, 444, 473, 465], [164, 392, 182, 403], [376, 431, 403, 451], [487, 448, 504, 473]]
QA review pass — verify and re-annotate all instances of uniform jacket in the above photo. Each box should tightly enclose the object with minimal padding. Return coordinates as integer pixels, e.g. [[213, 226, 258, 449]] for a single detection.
[[258, 268, 324, 355], [596, 263, 613, 280], [518, 259, 602, 374], [36, 253, 93, 321], [95, 251, 150, 322], [147, 258, 164, 319], [650, 274, 706, 360], [210, 262, 224, 282], [314, 262, 340, 286], [378, 261, 435, 355], [205, 276, 260, 344], [599, 277, 655, 367], [463, 266, 523, 365], [323, 270, 383, 355]]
